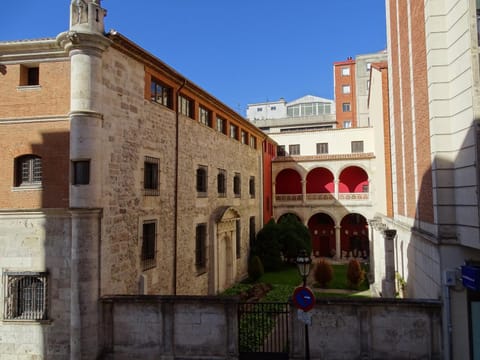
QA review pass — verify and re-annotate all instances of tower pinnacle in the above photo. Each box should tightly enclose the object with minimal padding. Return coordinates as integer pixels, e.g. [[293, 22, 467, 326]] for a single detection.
[[70, 0, 106, 34]]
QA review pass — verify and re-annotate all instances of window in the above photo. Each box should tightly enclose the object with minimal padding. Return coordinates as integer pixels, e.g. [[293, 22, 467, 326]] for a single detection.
[[178, 95, 194, 118], [233, 173, 241, 197], [366, 62, 372, 71], [316, 143, 329, 154], [341, 67, 350, 76], [351, 141, 364, 153], [277, 145, 286, 156], [72, 160, 90, 185], [249, 216, 256, 247], [217, 169, 226, 197], [343, 120, 352, 128], [20, 65, 39, 86], [342, 102, 351, 112], [196, 166, 208, 195], [15, 155, 42, 187], [249, 176, 255, 198], [289, 144, 300, 155], [216, 117, 226, 134], [142, 221, 156, 270], [270, 106, 276, 111], [257, 107, 263, 112], [199, 106, 212, 127], [3, 272, 48, 320], [195, 223, 207, 270], [230, 124, 238, 140], [342, 85, 351, 94], [249, 136, 257, 149], [144, 156, 159, 195], [241, 130, 248, 144], [150, 77, 172, 108], [236, 219, 241, 259]]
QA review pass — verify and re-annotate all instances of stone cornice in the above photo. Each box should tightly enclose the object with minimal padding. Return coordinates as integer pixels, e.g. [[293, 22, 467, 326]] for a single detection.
[[0, 38, 68, 63], [56, 30, 112, 56]]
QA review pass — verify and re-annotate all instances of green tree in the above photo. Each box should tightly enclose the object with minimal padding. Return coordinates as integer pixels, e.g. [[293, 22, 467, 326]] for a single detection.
[[251, 219, 283, 271], [277, 214, 312, 261]]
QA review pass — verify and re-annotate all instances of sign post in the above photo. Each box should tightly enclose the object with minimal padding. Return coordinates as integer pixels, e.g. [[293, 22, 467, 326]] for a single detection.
[[292, 286, 315, 360]]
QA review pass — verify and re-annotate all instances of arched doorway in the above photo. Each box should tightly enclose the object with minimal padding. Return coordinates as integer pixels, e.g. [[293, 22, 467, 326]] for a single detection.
[[340, 213, 369, 258], [308, 213, 335, 257]]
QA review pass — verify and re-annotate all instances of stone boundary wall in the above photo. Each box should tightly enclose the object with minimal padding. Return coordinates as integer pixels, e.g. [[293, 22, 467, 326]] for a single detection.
[[100, 296, 441, 360]]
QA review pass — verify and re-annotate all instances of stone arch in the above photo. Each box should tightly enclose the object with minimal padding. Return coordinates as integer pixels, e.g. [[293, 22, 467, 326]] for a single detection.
[[275, 168, 302, 194], [306, 167, 335, 194], [339, 213, 369, 258], [338, 166, 369, 193], [308, 213, 336, 257]]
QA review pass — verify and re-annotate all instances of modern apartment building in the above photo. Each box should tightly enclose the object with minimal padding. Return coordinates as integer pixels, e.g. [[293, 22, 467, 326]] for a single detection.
[[0, 1, 274, 357], [369, 1, 480, 358]]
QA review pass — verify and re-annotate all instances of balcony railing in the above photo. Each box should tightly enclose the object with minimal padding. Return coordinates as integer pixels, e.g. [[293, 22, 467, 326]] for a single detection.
[[275, 192, 369, 203]]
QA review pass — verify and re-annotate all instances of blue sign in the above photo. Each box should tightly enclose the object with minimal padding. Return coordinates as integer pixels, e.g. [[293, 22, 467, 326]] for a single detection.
[[462, 265, 480, 291], [292, 286, 316, 312]]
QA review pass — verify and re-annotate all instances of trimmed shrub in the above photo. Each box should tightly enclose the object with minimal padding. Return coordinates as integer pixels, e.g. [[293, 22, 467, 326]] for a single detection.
[[313, 259, 334, 288], [248, 255, 264, 281], [277, 214, 312, 261], [346, 259, 365, 289]]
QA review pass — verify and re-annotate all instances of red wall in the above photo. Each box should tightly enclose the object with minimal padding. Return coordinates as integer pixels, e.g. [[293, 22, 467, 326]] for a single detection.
[[306, 168, 334, 193], [276, 169, 302, 194], [339, 166, 368, 193]]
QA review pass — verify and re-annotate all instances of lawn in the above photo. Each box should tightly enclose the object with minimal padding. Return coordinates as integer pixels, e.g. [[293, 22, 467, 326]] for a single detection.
[[223, 262, 370, 302]]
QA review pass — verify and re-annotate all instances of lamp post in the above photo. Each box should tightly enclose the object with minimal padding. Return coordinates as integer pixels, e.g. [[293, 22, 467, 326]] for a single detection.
[[296, 249, 312, 360]]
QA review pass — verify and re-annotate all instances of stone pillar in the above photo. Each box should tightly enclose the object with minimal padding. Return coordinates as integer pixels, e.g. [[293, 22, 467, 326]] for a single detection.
[[335, 226, 341, 260], [70, 209, 102, 359], [382, 229, 397, 297], [334, 179, 339, 199], [301, 179, 307, 203]]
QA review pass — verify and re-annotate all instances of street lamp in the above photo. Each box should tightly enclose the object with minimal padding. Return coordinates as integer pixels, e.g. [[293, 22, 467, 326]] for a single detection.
[[296, 249, 312, 360], [296, 249, 312, 287]]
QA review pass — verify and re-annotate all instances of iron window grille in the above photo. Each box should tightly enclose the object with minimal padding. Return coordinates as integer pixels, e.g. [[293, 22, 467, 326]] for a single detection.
[[144, 156, 160, 196], [196, 166, 208, 196], [14, 155, 42, 187], [249, 176, 255, 198], [3, 271, 48, 321], [141, 221, 157, 271], [234, 173, 241, 197], [195, 223, 207, 271], [217, 170, 226, 197]]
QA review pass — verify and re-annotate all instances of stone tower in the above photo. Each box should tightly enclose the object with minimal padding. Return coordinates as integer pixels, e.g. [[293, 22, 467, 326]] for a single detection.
[[57, 1, 110, 358]]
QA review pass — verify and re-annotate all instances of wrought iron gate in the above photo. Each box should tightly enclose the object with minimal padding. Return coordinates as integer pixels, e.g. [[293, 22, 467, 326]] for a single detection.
[[238, 302, 290, 360]]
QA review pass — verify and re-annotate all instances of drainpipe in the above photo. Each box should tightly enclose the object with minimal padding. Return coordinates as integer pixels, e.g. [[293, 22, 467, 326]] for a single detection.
[[173, 79, 187, 295]]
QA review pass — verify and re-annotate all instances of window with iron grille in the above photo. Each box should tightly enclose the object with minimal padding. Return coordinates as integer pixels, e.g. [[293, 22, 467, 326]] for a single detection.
[[277, 145, 286, 156], [3, 272, 48, 321], [351, 140, 364, 153], [72, 160, 90, 185], [142, 221, 156, 270], [217, 169, 226, 197], [236, 219, 241, 259], [289, 144, 300, 155], [316, 143, 329, 154], [249, 216, 256, 247], [144, 156, 159, 196], [233, 173, 241, 197], [195, 223, 207, 271], [199, 106, 212, 127], [249, 176, 255, 198], [178, 95, 194, 119], [150, 77, 172, 108], [196, 166, 208, 195], [15, 155, 42, 187]]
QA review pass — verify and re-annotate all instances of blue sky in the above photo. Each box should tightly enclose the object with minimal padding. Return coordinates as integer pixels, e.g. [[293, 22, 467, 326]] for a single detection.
[[0, 1, 386, 115]]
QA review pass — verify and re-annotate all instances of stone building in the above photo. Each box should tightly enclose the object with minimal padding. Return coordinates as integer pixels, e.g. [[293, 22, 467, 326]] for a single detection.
[[0, 1, 273, 358]]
